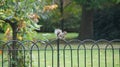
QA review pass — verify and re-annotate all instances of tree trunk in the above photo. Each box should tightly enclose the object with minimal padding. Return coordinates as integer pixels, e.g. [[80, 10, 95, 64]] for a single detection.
[[9, 22, 18, 67], [59, 0, 64, 31], [11, 23, 18, 40], [5, 18, 24, 67], [78, 5, 94, 40]]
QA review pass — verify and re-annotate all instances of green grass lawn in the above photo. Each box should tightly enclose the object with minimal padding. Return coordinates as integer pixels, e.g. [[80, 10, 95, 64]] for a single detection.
[[31, 49, 119, 67], [0, 33, 119, 67], [36, 32, 78, 40], [0, 32, 78, 40], [0, 48, 119, 67]]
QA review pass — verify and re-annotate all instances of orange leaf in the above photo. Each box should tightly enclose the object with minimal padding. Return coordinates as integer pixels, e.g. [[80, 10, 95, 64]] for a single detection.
[[0, 50, 2, 54], [29, 13, 40, 22], [43, 4, 58, 12]]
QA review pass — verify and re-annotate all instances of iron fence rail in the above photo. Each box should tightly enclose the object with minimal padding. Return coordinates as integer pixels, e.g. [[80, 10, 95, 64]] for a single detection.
[[0, 39, 120, 67]]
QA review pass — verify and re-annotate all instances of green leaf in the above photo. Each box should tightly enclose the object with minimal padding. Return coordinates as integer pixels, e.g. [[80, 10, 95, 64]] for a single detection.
[[116, 0, 120, 3]]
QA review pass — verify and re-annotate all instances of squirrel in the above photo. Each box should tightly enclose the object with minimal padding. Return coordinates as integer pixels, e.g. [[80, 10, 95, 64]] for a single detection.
[[54, 29, 67, 39]]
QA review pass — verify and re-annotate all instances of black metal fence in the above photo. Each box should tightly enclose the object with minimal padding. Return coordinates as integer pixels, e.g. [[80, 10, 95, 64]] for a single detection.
[[0, 39, 120, 67]]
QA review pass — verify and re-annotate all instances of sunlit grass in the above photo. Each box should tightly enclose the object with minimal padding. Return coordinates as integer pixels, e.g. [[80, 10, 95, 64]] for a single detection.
[[36, 32, 78, 40], [0, 32, 78, 40], [0, 33, 119, 67], [30, 49, 119, 67], [0, 48, 119, 67]]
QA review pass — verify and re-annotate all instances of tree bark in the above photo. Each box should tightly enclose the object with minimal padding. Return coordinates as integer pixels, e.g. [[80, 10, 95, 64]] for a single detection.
[[78, 5, 94, 40], [10, 22, 18, 67], [60, 0, 64, 31]]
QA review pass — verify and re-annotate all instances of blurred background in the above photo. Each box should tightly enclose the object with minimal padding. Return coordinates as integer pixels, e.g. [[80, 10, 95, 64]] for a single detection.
[[0, 0, 120, 40]]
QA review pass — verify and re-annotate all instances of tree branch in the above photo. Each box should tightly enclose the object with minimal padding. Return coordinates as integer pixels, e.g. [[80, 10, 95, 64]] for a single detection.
[[64, 1, 72, 8], [0, 17, 13, 25]]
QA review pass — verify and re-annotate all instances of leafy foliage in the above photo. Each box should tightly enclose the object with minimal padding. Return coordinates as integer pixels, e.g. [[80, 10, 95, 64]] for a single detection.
[[0, 0, 58, 67], [0, 0, 58, 41], [39, 1, 81, 32]]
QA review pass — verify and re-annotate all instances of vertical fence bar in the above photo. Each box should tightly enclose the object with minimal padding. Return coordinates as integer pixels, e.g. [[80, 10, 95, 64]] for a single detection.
[[36, 41, 43, 67], [105, 43, 114, 67], [77, 44, 81, 67], [98, 47, 100, 67], [44, 47, 46, 67], [84, 45, 86, 67], [2, 49, 3, 67], [50, 44, 54, 67], [37, 47, 40, 67], [23, 49, 25, 67], [52, 47, 54, 67], [30, 42, 36, 67], [30, 41, 40, 67], [91, 43, 100, 67], [112, 48, 114, 67], [91, 48, 93, 67], [30, 48, 32, 67], [10, 49, 12, 67], [57, 39, 60, 67], [119, 48, 120, 67], [45, 41, 54, 67], [77, 48, 79, 67], [18, 42, 26, 67], [105, 47, 107, 67], [71, 48, 73, 67], [63, 48, 65, 67], [77, 42, 86, 67]]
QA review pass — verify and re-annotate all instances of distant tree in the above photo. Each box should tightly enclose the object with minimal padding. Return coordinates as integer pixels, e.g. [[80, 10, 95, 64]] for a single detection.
[[94, 4, 120, 40], [75, 0, 120, 40]]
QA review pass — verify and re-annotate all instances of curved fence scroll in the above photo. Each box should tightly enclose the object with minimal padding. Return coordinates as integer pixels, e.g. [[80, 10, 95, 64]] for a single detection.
[[0, 39, 120, 67]]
